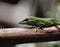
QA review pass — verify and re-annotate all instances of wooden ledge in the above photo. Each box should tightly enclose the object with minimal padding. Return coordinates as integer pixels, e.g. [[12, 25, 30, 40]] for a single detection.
[[0, 25, 60, 38], [0, 25, 60, 43]]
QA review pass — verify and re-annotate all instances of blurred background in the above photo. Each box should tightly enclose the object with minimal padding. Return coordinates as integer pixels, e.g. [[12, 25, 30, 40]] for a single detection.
[[0, 0, 60, 47]]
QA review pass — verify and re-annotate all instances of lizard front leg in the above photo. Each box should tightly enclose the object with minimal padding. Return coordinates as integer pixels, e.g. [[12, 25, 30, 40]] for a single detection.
[[35, 22, 45, 32]]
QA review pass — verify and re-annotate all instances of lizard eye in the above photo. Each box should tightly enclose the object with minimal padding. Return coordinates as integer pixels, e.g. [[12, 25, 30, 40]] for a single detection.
[[24, 18, 29, 21]]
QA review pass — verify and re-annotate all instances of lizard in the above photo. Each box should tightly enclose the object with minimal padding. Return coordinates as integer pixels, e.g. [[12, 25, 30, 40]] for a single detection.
[[19, 16, 60, 29]]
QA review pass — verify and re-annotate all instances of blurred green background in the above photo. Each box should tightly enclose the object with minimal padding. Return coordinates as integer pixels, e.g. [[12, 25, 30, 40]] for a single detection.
[[15, 0, 60, 47], [14, 0, 60, 47]]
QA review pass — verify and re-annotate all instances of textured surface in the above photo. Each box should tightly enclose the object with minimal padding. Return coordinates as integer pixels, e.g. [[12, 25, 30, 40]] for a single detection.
[[0, 25, 60, 43], [0, 25, 60, 37]]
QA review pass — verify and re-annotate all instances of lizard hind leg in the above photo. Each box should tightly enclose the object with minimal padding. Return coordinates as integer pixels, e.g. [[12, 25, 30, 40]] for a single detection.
[[54, 25, 60, 33], [54, 21, 60, 33]]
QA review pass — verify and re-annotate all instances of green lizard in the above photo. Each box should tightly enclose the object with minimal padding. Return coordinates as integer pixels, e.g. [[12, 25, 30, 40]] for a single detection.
[[19, 16, 60, 28]]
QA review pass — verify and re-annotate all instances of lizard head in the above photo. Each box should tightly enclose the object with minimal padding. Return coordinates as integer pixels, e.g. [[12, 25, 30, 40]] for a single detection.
[[19, 17, 38, 26]]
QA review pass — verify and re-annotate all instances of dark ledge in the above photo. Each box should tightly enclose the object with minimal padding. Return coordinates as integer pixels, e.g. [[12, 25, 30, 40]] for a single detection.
[[0, 25, 60, 44], [0, 0, 19, 4]]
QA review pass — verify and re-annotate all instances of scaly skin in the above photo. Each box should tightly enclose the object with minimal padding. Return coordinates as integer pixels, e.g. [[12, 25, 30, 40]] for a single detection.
[[19, 16, 60, 28]]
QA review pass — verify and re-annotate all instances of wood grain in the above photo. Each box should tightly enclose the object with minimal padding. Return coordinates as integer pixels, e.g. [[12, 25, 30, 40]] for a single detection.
[[0, 25, 60, 38], [0, 25, 60, 43]]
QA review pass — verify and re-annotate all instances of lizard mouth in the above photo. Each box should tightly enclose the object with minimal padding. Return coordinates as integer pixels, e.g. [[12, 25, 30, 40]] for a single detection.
[[19, 21, 27, 24], [20, 20, 38, 26]]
